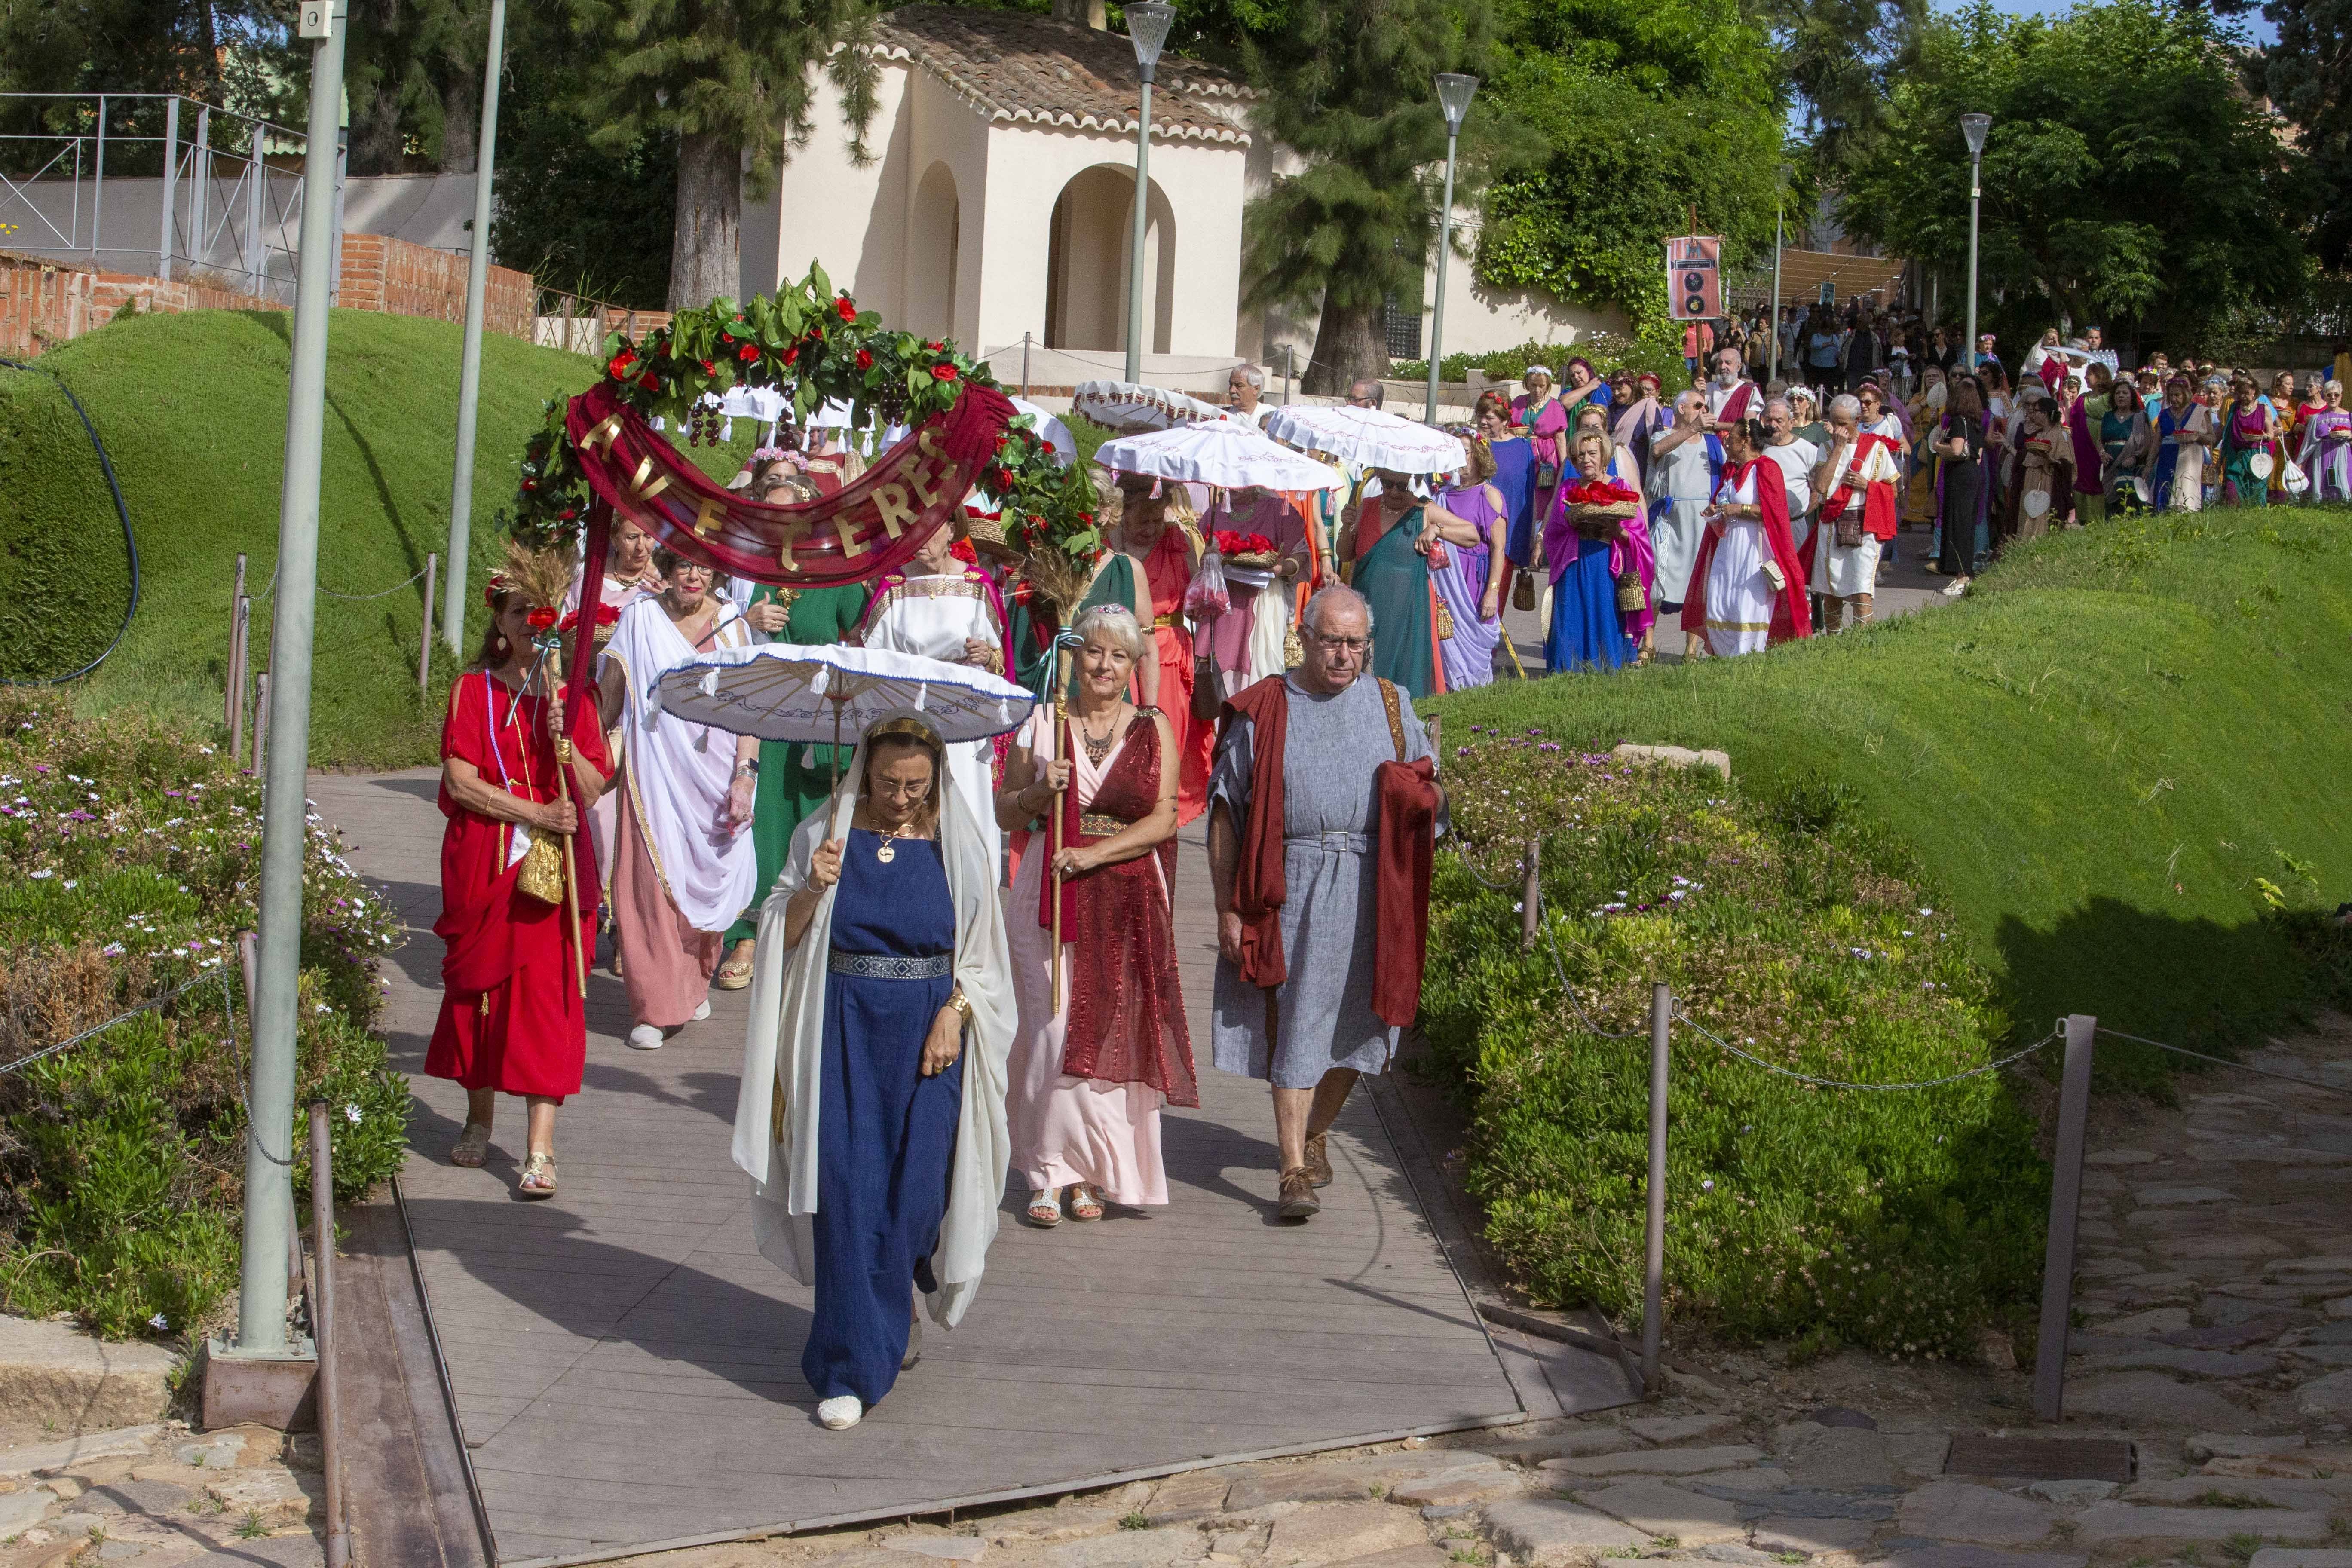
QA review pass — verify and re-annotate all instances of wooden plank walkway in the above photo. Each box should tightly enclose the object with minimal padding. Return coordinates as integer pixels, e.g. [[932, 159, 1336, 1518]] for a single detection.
[[312, 769, 1604, 1568]]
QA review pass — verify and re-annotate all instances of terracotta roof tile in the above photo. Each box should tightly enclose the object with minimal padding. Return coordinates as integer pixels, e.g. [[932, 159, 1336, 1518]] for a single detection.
[[867, 5, 1255, 144]]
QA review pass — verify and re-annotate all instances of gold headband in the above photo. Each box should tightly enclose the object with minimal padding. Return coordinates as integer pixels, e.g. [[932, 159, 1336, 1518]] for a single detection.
[[865, 714, 943, 747]]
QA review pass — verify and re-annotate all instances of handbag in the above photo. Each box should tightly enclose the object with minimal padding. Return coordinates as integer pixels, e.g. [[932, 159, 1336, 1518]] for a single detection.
[[1433, 596, 1456, 640], [512, 823, 566, 907], [1834, 510, 1867, 548], [1614, 566, 1646, 613], [2284, 458, 2311, 496], [1191, 653, 1220, 723], [1512, 570, 1536, 613], [1534, 462, 1559, 489]]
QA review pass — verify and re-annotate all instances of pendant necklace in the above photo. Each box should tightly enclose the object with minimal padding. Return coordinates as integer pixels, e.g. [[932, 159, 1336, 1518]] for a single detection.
[[873, 818, 910, 864], [1080, 710, 1119, 766]]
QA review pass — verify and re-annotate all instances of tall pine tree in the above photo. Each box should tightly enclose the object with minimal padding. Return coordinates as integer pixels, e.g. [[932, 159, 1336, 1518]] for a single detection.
[[1241, 0, 1492, 392], [560, 0, 878, 308]]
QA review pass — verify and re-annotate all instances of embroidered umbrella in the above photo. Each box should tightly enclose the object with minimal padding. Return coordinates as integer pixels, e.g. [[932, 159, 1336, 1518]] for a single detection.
[[1010, 397, 1079, 465], [1071, 379, 1225, 432], [1094, 418, 1347, 492], [1261, 403, 1469, 475], [654, 644, 1035, 790]]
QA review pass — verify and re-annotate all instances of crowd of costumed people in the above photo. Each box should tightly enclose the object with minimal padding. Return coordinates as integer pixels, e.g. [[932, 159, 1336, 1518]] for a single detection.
[[420, 379, 1449, 1433]]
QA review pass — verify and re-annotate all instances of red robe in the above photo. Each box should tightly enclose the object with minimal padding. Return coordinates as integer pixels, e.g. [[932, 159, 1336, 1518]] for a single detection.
[[1678, 458, 1813, 644], [1140, 525, 1213, 823], [426, 671, 612, 1100], [1819, 432, 1904, 542]]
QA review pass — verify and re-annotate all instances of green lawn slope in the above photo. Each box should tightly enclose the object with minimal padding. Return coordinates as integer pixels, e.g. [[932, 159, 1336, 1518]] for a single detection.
[[0, 309, 608, 767], [1429, 507, 2352, 1081]]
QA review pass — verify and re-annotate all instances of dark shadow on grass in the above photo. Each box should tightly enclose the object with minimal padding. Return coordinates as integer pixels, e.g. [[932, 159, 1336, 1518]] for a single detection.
[[1993, 896, 2341, 1094]]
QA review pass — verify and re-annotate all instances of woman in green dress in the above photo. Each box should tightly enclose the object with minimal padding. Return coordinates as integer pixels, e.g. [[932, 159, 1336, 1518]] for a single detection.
[[1344, 468, 1442, 698]]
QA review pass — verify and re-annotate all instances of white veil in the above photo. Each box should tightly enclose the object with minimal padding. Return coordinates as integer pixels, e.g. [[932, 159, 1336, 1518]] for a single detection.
[[728, 712, 1015, 1328]]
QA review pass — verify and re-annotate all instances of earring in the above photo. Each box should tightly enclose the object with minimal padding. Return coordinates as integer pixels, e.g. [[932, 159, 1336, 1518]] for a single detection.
[[494, 633, 511, 658]]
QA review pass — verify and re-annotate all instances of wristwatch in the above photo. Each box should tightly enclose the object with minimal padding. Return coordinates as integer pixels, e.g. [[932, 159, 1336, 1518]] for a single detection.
[[733, 758, 759, 779]]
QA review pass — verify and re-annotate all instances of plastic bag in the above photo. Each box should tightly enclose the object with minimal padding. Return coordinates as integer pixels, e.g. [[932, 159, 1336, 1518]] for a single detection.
[[1184, 549, 1231, 622]]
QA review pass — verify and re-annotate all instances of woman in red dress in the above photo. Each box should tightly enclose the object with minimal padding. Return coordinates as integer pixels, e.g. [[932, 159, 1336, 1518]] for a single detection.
[[428, 569, 613, 1197]]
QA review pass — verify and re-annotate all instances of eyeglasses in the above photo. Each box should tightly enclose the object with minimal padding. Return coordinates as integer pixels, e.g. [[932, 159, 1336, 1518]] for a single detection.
[[1308, 633, 1369, 653]]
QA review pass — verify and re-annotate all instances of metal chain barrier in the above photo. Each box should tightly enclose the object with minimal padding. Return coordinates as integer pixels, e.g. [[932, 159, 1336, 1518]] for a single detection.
[[249, 561, 432, 603], [0, 965, 233, 1077], [1674, 1006, 2064, 1091], [2097, 1026, 2352, 1102]]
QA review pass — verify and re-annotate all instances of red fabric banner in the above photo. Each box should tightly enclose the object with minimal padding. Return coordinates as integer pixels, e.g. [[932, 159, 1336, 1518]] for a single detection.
[[562, 378, 1017, 589]]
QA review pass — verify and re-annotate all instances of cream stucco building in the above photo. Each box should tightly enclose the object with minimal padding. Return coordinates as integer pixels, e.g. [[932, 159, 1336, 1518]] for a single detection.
[[740, 5, 1624, 393]]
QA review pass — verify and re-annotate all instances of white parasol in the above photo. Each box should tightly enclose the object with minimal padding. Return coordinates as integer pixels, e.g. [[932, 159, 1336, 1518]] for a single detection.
[[1262, 404, 1469, 475], [1072, 380, 1225, 432], [1095, 419, 1346, 492], [1010, 397, 1078, 465], [655, 645, 1035, 787]]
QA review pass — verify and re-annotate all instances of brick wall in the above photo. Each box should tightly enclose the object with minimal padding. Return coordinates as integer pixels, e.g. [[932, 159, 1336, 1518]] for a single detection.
[[337, 232, 535, 341], [0, 250, 277, 358]]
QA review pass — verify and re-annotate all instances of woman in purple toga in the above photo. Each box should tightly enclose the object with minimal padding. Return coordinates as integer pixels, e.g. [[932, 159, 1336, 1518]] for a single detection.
[[1421, 441, 1511, 689]]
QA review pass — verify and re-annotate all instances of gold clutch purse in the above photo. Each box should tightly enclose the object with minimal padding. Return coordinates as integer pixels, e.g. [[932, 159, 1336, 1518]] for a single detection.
[[514, 825, 566, 906]]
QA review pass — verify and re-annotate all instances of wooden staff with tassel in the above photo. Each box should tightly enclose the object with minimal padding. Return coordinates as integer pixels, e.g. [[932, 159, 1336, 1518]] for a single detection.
[[1051, 641, 1074, 1017]]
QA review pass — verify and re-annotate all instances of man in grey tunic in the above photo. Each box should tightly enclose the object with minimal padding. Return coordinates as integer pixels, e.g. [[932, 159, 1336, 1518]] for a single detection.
[[1208, 587, 1442, 1220]]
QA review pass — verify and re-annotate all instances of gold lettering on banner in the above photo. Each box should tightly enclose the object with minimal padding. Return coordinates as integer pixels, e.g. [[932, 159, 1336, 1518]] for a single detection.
[[833, 513, 869, 558], [918, 428, 947, 462], [872, 483, 916, 538], [692, 495, 727, 537], [774, 519, 805, 573], [628, 455, 671, 504], [578, 413, 623, 454]]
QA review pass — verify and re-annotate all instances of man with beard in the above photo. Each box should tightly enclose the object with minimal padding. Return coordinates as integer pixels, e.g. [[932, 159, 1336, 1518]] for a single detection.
[[1706, 346, 1761, 429]]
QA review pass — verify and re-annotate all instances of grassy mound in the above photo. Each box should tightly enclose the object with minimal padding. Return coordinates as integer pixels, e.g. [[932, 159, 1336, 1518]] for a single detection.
[[1430, 507, 2352, 1084], [0, 309, 600, 768], [0, 692, 407, 1338], [1425, 739, 2045, 1360]]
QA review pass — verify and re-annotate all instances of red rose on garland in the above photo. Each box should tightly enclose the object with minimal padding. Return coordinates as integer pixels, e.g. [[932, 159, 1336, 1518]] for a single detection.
[[526, 607, 560, 631], [607, 351, 638, 380], [856, 349, 873, 370], [932, 363, 959, 382], [835, 296, 858, 322], [737, 342, 760, 363]]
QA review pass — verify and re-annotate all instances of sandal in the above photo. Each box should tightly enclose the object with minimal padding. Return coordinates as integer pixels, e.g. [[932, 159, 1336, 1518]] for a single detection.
[[518, 1152, 558, 1199], [1025, 1190, 1063, 1228], [713, 947, 756, 992], [1067, 1184, 1105, 1222], [451, 1123, 491, 1168]]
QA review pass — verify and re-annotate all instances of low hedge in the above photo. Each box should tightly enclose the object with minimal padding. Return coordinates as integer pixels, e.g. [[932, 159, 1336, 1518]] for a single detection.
[[1423, 734, 2049, 1361], [0, 693, 408, 1339]]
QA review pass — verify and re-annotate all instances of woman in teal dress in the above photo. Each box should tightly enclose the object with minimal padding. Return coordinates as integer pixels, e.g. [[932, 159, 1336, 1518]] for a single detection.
[[1346, 469, 1441, 698], [715, 580, 870, 989]]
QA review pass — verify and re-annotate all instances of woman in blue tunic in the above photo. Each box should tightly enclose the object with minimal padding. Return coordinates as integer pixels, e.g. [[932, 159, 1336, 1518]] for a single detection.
[[1345, 469, 1444, 697], [732, 712, 1017, 1434], [1542, 431, 1636, 674]]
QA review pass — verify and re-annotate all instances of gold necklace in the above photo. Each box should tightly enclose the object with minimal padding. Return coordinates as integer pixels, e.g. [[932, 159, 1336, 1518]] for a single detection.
[[1078, 707, 1122, 766], [868, 812, 914, 863]]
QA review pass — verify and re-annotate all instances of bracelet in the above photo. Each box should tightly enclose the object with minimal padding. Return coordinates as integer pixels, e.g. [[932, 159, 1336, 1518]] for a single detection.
[[946, 988, 974, 1030], [733, 759, 759, 778]]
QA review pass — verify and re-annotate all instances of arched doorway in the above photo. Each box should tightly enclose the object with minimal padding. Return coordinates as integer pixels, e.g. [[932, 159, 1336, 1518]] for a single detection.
[[906, 162, 960, 340], [1043, 165, 1176, 356]]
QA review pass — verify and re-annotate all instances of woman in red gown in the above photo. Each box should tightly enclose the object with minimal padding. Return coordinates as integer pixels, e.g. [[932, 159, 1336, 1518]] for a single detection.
[[427, 572, 613, 1197]]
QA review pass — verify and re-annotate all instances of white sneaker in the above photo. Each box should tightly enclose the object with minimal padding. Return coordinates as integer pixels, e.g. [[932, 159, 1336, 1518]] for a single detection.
[[817, 1395, 863, 1430], [1941, 576, 1969, 597], [691, 998, 712, 1023], [626, 1023, 665, 1051]]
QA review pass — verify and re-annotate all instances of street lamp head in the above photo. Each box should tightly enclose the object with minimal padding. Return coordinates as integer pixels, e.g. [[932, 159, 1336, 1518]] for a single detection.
[[1125, 1, 1176, 79], [1960, 113, 1991, 156], [1435, 73, 1478, 135]]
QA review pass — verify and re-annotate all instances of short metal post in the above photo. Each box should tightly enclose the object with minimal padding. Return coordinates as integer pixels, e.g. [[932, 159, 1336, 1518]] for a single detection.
[[159, 96, 180, 279], [1642, 982, 1670, 1396], [251, 672, 269, 778], [418, 553, 438, 695], [92, 95, 106, 263], [2032, 1014, 2097, 1422], [306, 1102, 350, 1568], [226, 554, 248, 744], [1520, 838, 1541, 950], [1021, 332, 1032, 398]]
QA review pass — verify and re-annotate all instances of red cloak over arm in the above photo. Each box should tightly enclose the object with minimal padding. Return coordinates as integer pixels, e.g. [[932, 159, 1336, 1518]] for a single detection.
[[1219, 677, 1291, 989]]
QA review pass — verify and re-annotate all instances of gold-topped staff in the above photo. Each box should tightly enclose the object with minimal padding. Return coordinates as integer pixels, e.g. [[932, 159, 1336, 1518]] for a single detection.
[[1051, 641, 1074, 1017]]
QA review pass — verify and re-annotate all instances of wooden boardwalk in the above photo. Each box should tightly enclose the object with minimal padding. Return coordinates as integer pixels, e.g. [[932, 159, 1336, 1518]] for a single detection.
[[313, 770, 1627, 1568]]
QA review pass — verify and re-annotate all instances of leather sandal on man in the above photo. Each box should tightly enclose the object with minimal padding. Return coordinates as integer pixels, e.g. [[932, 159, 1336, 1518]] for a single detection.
[[1303, 1131, 1334, 1189], [1277, 1166, 1321, 1220]]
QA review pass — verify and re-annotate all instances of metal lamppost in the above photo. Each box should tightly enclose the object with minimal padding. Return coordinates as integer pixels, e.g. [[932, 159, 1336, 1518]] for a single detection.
[[1423, 73, 1477, 425], [438, 0, 513, 651], [1768, 166, 1788, 386], [1122, 1, 1175, 384], [1961, 112, 1991, 372], [227, 0, 346, 1371]]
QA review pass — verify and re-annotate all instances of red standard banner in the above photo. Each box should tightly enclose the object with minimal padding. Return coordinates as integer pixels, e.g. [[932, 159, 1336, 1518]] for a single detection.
[[1666, 236, 1723, 322], [562, 377, 1017, 588]]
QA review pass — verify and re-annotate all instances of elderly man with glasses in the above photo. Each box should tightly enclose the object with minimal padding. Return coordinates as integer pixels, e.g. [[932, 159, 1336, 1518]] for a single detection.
[[1208, 586, 1443, 1222], [1347, 379, 1385, 410]]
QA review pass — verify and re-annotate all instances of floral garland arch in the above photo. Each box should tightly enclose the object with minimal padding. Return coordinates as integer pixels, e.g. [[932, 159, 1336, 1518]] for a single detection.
[[503, 263, 1102, 584]]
